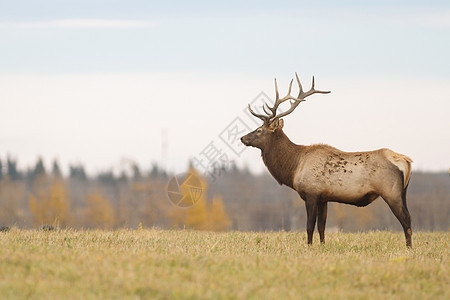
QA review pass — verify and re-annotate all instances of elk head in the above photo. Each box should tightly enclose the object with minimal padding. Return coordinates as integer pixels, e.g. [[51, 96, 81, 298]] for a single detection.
[[241, 73, 330, 150]]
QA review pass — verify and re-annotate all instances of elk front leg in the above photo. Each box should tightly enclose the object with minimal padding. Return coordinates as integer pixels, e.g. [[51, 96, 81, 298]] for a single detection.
[[305, 198, 318, 245], [317, 202, 328, 244]]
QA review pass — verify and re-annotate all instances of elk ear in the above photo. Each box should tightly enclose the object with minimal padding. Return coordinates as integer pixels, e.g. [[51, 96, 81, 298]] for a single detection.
[[270, 118, 284, 131]]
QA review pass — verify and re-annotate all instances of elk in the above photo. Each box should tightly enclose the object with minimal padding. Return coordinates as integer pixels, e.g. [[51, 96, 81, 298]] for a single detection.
[[241, 73, 413, 247]]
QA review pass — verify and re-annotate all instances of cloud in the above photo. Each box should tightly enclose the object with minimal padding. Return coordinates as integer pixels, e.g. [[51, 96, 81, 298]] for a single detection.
[[385, 11, 450, 28], [0, 19, 154, 29]]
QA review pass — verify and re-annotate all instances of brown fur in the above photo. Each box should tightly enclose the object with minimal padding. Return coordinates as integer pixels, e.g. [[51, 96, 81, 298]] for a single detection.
[[241, 122, 413, 247], [242, 74, 413, 247], [261, 130, 303, 188]]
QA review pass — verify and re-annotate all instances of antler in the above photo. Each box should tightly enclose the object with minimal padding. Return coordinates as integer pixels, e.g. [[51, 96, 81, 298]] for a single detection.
[[295, 73, 331, 100], [248, 73, 330, 124]]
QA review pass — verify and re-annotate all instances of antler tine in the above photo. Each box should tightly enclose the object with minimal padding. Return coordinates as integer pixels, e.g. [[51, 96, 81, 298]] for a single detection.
[[248, 104, 269, 123], [298, 76, 331, 99], [267, 78, 294, 116], [295, 72, 303, 95], [263, 104, 272, 115], [248, 73, 330, 124], [269, 73, 330, 122], [248, 76, 293, 124], [287, 78, 293, 95], [270, 99, 304, 121], [274, 78, 279, 101]]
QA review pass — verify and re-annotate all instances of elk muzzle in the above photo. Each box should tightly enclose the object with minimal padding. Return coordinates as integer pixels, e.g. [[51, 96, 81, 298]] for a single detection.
[[240, 135, 251, 146], [240, 133, 255, 147]]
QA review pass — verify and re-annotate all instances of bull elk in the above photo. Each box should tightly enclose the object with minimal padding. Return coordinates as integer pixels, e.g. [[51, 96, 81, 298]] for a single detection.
[[241, 73, 413, 247]]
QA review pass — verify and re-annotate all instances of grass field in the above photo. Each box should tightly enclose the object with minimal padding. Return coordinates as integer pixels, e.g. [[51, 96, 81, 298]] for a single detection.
[[0, 229, 448, 299]]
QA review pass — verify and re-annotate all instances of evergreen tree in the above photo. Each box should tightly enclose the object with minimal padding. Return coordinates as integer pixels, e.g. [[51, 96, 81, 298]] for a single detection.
[[229, 161, 238, 174], [32, 157, 46, 179], [150, 163, 167, 179], [69, 164, 87, 181], [132, 164, 142, 181], [7, 157, 20, 180], [150, 163, 160, 178], [118, 171, 128, 184], [97, 171, 116, 185], [52, 160, 62, 178]]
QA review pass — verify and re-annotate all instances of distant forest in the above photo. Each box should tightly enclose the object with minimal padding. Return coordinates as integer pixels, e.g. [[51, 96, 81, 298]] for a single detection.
[[0, 156, 448, 232]]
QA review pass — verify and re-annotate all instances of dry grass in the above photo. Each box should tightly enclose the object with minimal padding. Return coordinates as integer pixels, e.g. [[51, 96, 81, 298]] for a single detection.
[[0, 229, 448, 299]]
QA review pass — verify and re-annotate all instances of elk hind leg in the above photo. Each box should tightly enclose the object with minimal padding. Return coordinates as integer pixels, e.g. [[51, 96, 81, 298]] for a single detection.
[[317, 202, 328, 244], [383, 193, 412, 247]]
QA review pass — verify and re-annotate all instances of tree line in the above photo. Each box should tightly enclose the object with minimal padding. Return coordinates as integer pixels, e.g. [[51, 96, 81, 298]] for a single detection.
[[0, 156, 448, 231]]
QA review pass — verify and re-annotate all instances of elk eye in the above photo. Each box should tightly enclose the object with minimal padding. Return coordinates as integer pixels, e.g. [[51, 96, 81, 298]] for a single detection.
[[256, 129, 262, 134]]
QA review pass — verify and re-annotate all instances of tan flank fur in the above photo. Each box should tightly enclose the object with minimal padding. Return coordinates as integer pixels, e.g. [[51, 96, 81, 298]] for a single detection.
[[241, 73, 413, 247]]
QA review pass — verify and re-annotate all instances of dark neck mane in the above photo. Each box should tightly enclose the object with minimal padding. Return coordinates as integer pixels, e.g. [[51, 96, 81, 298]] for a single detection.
[[261, 130, 303, 188]]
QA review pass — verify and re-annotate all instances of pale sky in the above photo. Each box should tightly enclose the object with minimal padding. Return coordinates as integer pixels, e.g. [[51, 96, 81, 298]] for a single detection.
[[0, 1, 449, 176]]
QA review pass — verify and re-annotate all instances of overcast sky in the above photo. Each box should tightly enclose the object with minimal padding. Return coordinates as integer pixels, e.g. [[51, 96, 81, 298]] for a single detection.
[[0, 1, 449, 176]]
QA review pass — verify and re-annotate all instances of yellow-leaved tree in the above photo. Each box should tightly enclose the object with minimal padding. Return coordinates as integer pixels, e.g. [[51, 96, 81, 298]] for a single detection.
[[168, 166, 208, 228], [168, 166, 231, 231], [207, 195, 231, 231], [185, 193, 209, 230], [84, 191, 115, 229], [29, 179, 69, 227]]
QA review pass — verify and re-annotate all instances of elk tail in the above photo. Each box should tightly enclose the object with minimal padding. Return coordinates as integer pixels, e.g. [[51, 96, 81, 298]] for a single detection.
[[384, 149, 413, 188], [402, 155, 412, 211], [401, 155, 413, 189]]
